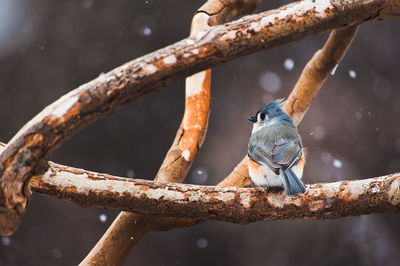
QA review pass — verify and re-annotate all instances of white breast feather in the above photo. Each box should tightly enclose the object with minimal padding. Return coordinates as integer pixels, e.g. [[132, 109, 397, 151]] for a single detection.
[[249, 165, 283, 188]]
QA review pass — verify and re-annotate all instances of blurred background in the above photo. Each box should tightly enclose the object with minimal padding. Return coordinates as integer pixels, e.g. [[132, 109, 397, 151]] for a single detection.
[[0, 0, 399, 265]]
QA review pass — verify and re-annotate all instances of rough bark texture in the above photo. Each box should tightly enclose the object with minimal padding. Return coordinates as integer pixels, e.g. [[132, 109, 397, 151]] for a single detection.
[[0, 0, 398, 236], [30, 164, 400, 223], [79, 1, 261, 265]]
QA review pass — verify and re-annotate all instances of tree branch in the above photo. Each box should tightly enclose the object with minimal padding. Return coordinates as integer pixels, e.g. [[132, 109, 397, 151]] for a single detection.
[[0, 0, 397, 239], [219, 25, 360, 189], [285, 25, 359, 123], [30, 162, 400, 222], [79, 1, 261, 265]]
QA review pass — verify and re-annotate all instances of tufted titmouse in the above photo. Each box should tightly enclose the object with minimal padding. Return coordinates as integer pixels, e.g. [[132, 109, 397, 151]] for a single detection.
[[247, 99, 306, 197]]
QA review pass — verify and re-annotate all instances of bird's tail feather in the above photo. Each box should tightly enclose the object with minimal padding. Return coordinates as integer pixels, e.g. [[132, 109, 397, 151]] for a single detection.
[[280, 168, 306, 197]]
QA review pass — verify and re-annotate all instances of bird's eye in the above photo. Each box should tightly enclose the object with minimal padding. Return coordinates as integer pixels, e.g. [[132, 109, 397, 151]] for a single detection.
[[260, 113, 266, 120]]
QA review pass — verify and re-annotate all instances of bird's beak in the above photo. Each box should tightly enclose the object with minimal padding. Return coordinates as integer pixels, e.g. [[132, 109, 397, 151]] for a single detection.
[[248, 115, 257, 123]]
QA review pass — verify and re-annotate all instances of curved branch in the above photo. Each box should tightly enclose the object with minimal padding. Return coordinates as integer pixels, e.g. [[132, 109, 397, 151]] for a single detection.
[[285, 25, 359, 123], [80, 1, 260, 265], [219, 25, 360, 189], [0, 0, 397, 235], [30, 163, 400, 222], [197, 0, 261, 25]]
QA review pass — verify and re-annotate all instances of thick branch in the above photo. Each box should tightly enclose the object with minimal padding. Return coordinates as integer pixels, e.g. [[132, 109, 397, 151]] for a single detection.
[[30, 163, 400, 223], [0, 0, 397, 236], [80, 1, 260, 265]]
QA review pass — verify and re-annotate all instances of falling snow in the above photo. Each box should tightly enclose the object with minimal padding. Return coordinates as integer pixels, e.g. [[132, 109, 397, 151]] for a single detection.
[[333, 159, 343, 168], [284, 58, 294, 71], [141, 26, 152, 36], [349, 70, 357, 78], [1, 237, 10, 246], [259, 71, 281, 93], [196, 238, 208, 248], [310, 125, 325, 140], [191, 167, 208, 184], [99, 214, 107, 223]]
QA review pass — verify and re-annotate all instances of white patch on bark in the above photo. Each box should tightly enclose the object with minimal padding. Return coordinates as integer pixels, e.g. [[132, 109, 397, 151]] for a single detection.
[[52, 96, 78, 117], [309, 200, 325, 211], [143, 64, 157, 74], [144, 188, 186, 201], [8, 89, 81, 144], [194, 30, 207, 40], [240, 193, 252, 208], [186, 71, 206, 96], [250, 22, 262, 32], [348, 178, 371, 198], [182, 150, 190, 161], [255, 0, 333, 30], [163, 55, 177, 65], [371, 184, 380, 193], [215, 192, 235, 202], [266, 193, 286, 208], [388, 178, 400, 206], [221, 30, 236, 41]]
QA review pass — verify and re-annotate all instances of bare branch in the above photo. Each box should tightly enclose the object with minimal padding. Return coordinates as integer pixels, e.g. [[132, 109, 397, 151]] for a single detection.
[[30, 163, 400, 222], [197, 0, 261, 25], [285, 25, 359, 124], [219, 25, 360, 191], [0, 0, 397, 236], [80, 1, 261, 264]]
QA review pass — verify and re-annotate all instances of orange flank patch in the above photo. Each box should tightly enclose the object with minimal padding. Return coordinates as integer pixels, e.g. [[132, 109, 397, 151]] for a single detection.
[[247, 156, 260, 171], [297, 148, 307, 167]]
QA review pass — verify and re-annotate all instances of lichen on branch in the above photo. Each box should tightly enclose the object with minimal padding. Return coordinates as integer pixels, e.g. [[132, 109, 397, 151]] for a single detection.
[[30, 163, 400, 223]]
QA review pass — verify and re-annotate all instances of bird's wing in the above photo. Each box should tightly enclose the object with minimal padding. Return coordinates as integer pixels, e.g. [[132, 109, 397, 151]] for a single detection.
[[270, 140, 302, 169], [248, 139, 301, 174]]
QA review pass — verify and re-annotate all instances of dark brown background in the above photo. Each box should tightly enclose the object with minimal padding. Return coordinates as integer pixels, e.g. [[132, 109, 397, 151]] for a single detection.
[[0, 0, 399, 265]]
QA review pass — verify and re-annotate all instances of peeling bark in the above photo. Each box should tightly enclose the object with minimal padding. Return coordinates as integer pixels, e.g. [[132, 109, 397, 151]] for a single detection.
[[29, 163, 400, 223], [0, 0, 398, 244], [80, 1, 261, 265]]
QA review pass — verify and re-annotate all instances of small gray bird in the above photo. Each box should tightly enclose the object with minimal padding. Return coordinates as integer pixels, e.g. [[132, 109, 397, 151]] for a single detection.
[[247, 99, 306, 197]]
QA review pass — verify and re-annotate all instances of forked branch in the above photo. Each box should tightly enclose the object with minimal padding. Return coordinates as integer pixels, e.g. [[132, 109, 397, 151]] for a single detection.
[[80, 1, 261, 264], [0, 0, 397, 236]]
